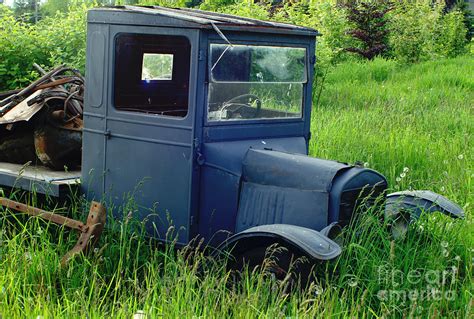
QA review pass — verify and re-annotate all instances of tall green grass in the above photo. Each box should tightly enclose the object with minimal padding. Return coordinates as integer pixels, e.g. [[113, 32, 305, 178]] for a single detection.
[[311, 56, 473, 207], [0, 56, 472, 318]]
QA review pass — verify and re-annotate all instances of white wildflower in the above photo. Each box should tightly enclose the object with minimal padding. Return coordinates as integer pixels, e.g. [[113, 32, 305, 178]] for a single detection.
[[454, 255, 461, 262], [313, 285, 324, 296], [400, 172, 406, 178], [457, 154, 464, 160], [396, 177, 401, 183], [24, 252, 32, 261], [403, 167, 409, 173], [377, 290, 387, 301], [441, 186, 445, 192], [363, 162, 370, 168], [133, 310, 147, 319], [442, 248, 450, 258], [441, 241, 449, 248], [347, 276, 358, 287]]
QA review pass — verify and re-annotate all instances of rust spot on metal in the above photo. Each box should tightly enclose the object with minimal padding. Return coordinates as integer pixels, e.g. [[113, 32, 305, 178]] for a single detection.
[[0, 64, 84, 170], [0, 198, 106, 267]]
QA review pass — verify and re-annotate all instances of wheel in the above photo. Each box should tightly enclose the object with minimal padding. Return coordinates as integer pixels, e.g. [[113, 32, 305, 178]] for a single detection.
[[386, 208, 413, 239], [226, 238, 315, 292]]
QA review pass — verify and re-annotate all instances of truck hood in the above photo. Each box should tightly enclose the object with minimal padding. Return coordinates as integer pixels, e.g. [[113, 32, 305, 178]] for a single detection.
[[236, 149, 387, 232]]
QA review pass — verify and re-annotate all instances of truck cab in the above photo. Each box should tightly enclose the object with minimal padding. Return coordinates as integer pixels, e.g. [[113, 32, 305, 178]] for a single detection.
[[82, 6, 387, 254]]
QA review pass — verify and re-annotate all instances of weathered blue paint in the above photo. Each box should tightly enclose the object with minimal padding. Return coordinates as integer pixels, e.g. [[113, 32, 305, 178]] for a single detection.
[[218, 224, 342, 261], [78, 6, 386, 258], [385, 190, 465, 220]]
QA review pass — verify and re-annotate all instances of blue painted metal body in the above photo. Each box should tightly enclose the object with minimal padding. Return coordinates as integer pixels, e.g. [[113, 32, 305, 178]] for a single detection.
[[81, 6, 388, 257]]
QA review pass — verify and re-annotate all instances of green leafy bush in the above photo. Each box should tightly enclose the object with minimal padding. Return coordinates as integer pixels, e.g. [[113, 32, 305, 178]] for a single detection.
[[138, 0, 190, 7], [389, 0, 468, 63], [434, 8, 469, 58], [39, 4, 87, 72], [200, 0, 271, 20], [0, 4, 87, 91], [274, 0, 354, 66], [0, 0, 470, 91], [201, 0, 353, 67], [0, 6, 47, 90]]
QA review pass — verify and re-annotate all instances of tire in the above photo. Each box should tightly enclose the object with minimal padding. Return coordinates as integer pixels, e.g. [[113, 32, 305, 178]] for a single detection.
[[0, 130, 37, 164], [226, 238, 315, 292]]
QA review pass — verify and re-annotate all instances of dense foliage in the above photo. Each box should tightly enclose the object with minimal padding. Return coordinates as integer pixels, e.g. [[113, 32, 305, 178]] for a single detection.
[[0, 4, 87, 90], [0, 0, 470, 91], [389, 0, 468, 63]]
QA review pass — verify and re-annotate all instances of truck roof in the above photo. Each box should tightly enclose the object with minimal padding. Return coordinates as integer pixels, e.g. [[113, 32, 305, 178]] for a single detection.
[[87, 5, 319, 37]]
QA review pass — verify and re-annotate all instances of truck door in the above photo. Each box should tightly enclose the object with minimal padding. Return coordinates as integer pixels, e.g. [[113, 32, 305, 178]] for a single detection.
[[103, 27, 198, 244]]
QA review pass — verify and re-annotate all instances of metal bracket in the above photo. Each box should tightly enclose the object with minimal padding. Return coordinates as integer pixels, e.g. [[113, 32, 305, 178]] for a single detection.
[[0, 198, 106, 266]]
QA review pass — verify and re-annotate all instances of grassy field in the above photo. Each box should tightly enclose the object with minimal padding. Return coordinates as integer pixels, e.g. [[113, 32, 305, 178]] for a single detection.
[[0, 56, 472, 318]]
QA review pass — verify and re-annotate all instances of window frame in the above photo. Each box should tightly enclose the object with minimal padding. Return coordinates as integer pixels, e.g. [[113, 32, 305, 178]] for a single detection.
[[112, 32, 192, 119], [205, 40, 309, 126]]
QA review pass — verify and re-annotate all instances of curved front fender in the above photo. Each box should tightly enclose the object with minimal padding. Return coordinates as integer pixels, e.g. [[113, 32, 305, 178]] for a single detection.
[[217, 224, 342, 261], [385, 190, 465, 220]]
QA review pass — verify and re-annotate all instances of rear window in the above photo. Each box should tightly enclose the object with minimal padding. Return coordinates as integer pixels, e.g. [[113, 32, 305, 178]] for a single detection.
[[114, 33, 191, 118], [141, 53, 174, 81]]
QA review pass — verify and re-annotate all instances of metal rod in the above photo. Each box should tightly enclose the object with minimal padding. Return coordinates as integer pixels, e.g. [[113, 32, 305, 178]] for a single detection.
[[0, 198, 86, 232], [33, 63, 83, 116], [0, 64, 65, 115]]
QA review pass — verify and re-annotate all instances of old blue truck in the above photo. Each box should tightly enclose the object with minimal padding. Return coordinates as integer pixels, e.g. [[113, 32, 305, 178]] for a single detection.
[[0, 6, 464, 272]]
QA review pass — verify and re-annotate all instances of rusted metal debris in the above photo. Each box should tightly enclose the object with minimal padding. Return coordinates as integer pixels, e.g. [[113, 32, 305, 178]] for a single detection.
[[0, 64, 84, 170], [0, 198, 106, 266]]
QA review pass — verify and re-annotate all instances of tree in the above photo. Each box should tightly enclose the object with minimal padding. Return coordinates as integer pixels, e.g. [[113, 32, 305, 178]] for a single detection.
[[13, 0, 40, 23], [343, 0, 392, 60]]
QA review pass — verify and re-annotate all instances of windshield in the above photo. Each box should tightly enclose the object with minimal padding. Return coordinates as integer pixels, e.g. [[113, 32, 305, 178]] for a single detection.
[[208, 44, 307, 122]]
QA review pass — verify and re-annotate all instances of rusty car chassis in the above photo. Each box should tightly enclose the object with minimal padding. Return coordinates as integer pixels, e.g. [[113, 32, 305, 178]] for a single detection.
[[0, 6, 464, 271]]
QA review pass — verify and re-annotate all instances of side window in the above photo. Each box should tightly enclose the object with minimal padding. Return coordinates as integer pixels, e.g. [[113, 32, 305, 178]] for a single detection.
[[114, 33, 191, 117]]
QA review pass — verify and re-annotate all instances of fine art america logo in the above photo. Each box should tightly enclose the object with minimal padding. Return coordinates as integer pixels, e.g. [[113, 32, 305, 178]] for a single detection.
[[376, 265, 458, 302]]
